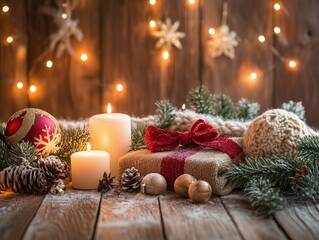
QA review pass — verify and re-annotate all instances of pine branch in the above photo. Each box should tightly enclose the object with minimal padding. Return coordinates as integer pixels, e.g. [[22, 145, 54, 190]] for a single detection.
[[235, 98, 260, 121], [156, 100, 176, 130], [0, 139, 8, 170], [281, 100, 305, 121], [8, 141, 38, 167], [0, 122, 5, 142], [54, 126, 89, 164], [293, 161, 319, 200], [245, 177, 285, 217], [188, 86, 214, 115], [226, 157, 298, 190], [211, 94, 236, 119], [298, 135, 319, 163], [130, 124, 147, 151]]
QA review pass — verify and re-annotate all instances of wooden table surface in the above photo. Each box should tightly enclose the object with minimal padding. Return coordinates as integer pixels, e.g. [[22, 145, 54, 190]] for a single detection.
[[1, 183, 319, 240]]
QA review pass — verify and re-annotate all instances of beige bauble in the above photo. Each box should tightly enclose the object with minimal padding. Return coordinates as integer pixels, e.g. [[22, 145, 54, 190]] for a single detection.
[[141, 173, 167, 196], [243, 109, 309, 160], [174, 174, 196, 198], [188, 180, 212, 203]]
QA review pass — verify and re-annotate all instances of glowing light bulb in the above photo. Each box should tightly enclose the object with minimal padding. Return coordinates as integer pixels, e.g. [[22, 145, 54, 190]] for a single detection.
[[274, 27, 281, 34], [116, 84, 123, 92], [107, 103, 112, 114], [80, 53, 88, 61], [250, 72, 257, 80], [182, 104, 186, 110], [163, 50, 169, 60], [258, 35, 265, 42], [149, 20, 156, 28], [29, 85, 37, 93], [6, 36, 13, 44], [274, 3, 281, 11], [2, 5, 9, 12], [46, 60, 53, 68], [209, 28, 215, 35], [288, 60, 297, 69], [61, 13, 68, 19], [188, 0, 195, 4], [149, 0, 156, 5], [17, 82, 23, 89]]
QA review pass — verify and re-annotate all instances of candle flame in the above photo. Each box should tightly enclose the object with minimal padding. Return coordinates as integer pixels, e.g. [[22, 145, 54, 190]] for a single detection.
[[107, 103, 112, 114], [87, 143, 91, 152]]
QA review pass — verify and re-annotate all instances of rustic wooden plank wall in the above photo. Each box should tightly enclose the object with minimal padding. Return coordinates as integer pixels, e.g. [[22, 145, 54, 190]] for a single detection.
[[0, 0, 318, 127]]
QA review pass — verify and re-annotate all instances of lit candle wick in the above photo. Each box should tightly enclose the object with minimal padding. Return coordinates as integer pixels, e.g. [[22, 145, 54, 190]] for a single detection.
[[87, 143, 91, 152]]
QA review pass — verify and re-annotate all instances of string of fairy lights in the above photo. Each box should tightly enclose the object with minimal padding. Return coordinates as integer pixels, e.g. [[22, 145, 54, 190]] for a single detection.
[[1, 0, 298, 95]]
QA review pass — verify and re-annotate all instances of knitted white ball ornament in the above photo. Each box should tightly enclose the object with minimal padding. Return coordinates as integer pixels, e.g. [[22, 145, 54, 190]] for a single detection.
[[243, 109, 309, 159]]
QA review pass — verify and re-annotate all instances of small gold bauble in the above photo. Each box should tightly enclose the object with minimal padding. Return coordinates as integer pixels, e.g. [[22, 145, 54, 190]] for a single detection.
[[141, 173, 167, 196], [174, 174, 196, 198], [188, 180, 212, 203]]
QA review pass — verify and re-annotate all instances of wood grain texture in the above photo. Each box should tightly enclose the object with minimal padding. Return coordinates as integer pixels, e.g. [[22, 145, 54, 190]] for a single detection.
[[159, 192, 241, 240], [95, 192, 164, 240], [0, 192, 44, 240], [0, 0, 28, 122], [23, 186, 100, 240], [221, 191, 288, 240], [275, 198, 319, 240], [274, 0, 319, 127], [202, 0, 274, 112]]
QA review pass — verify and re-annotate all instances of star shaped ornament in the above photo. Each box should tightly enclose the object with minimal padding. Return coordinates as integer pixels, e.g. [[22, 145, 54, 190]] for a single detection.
[[152, 17, 186, 50], [208, 25, 239, 59]]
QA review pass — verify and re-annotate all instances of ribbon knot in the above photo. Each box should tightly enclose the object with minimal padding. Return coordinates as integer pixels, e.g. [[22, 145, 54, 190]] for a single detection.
[[181, 131, 193, 145], [146, 119, 242, 159]]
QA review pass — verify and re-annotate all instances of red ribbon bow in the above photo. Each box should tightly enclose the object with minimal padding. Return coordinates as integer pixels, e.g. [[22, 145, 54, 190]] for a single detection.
[[146, 119, 242, 159]]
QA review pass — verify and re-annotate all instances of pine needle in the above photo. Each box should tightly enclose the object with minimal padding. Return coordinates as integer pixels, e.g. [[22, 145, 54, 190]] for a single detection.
[[156, 100, 176, 129], [281, 100, 305, 121], [188, 86, 214, 115], [298, 135, 319, 163], [54, 126, 89, 164], [211, 94, 236, 119], [245, 177, 285, 217], [235, 98, 260, 121], [8, 141, 38, 166], [226, 157, 298, 190], [130, 125, 147, 151]]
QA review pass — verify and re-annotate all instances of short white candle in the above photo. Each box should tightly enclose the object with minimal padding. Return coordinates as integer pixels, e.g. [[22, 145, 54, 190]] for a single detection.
[[71, 143, 110, 189], [89, 103, 131, 177]]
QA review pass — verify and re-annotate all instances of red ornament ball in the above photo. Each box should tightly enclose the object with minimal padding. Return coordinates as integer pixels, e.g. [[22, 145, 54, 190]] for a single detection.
[[5, 108, 61, 156]]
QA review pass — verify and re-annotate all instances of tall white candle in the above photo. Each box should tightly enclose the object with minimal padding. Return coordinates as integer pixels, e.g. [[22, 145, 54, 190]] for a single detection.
[[89, 104, 131, 177], [71, 144, 110, 189]]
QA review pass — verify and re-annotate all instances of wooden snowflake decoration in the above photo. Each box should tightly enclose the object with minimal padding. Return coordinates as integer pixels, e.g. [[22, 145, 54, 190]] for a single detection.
[[43, 0, 83, 58], [152, 17, 186, 50], [208, 25, 239, 59]]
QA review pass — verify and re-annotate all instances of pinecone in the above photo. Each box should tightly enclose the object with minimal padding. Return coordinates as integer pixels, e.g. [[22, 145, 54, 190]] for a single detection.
[[0, 162, 48, 194], [119, 167, 142, 192], [38, 156, 68, 182], [97, 172, 115, 193]]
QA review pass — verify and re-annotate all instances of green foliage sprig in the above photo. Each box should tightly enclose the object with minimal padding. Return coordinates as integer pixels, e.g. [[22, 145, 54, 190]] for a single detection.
[[226, 134, 319, 217], [281, 100, 305, 121], [189, 86, 214, 115], [130, 100, 175, 151], [54, 126, 89, 164], [245, 177, 285, 217]]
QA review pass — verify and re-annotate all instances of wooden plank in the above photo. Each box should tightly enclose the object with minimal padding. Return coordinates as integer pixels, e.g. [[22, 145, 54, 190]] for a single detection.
[[0, 0, 28, 122], [23, 185, 100, 240], [274, 0, 319, 128], [95, 192, 164, 240], [27, 0, 100, 119], [159, 192, 241, 240], [202, 0, 273, 112], [221, 191, 288, 240], [275, 198, 319, 240], [0, 191, 44, 240]]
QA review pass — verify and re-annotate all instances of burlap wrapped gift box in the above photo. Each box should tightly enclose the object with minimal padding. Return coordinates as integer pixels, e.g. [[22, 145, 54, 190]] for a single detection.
[[119, 138, 244, 196]]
